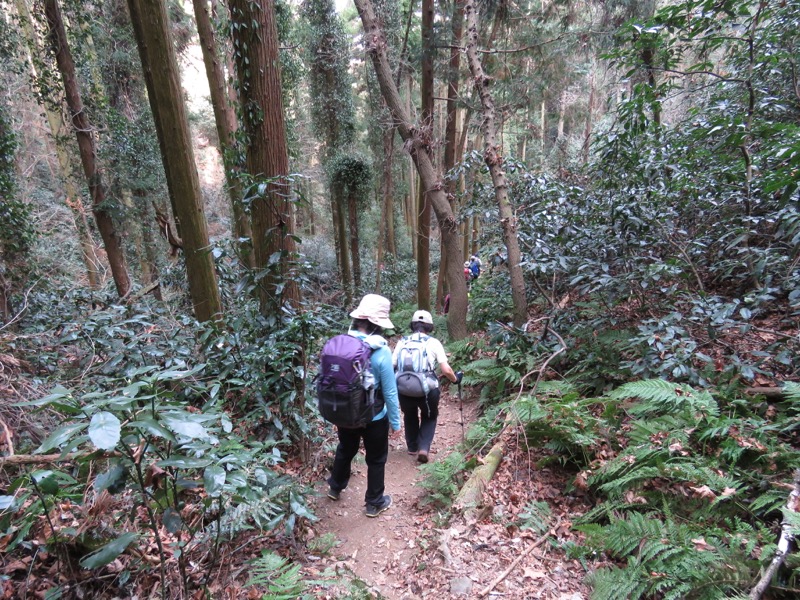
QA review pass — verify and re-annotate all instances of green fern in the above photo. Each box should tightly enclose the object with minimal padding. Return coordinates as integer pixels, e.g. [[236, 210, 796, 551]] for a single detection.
[[245, 550, 305, 599], [582, 513, 727, 600], [517, 500, 552, 534], [782, 381, 800, 403], [215, 496, 281, 538], [417, 451, 466, 507], [610, 379, 719, 420]]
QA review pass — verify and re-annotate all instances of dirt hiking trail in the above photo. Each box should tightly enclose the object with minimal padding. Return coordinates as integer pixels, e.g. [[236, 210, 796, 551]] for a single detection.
[[307, 385, 591, 600]]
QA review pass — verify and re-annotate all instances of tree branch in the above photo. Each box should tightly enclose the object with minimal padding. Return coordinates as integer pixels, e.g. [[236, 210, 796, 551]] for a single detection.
[[750, 469, 800, 600]]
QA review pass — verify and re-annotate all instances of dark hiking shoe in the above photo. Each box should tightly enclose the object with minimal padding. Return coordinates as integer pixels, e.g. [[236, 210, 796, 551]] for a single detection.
[[417, 450, 429, 464], [327, 487, 344, 500], [365, 495, 392, 517]]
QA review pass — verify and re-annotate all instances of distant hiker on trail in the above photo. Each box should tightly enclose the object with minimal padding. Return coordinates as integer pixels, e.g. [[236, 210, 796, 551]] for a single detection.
[[469, 254, 482, 280], [464, 261, 472, 282], [325, 294, 401, 517], [392, 310, 463, 464]]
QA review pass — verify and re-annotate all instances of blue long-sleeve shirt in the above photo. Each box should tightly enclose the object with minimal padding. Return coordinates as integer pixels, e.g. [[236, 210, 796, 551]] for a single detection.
[[350, 331, 401, 431]]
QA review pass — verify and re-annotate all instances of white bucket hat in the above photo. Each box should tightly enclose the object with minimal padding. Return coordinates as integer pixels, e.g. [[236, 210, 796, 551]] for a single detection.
[[350, 294, 395, 329], [412, 310, 433, 325]]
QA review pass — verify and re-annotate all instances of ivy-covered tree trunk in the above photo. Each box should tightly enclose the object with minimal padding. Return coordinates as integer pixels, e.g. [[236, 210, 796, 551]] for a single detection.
[[354, 0, 468, 340], [191, 0, 254, 269], [464, 0, 527, 327], [348, 190, 361, 289], [229, 0, 299, 313], [126, 0, 223, 322], [44, 0, 131, 298]]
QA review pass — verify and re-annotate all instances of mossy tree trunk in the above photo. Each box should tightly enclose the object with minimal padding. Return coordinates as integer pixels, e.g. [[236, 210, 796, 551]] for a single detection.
[[14, 0, 101, 290], [126, 0, 223, 322]]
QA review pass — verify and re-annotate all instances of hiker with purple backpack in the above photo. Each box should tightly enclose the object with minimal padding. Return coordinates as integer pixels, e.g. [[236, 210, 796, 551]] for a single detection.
[[322, 294, 401, 517]]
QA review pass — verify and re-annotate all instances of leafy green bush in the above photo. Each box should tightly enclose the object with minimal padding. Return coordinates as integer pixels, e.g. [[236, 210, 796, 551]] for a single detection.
[[5, 363, 313, 594]]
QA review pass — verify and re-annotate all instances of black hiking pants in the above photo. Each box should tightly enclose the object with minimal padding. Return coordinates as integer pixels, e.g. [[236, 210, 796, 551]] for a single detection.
[[328, 415, 389, 507], [399, 388, 440, 454]]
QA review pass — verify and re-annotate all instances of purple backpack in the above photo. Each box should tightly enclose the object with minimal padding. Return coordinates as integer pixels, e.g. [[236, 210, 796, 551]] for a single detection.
[[317, 334, 382, 427]]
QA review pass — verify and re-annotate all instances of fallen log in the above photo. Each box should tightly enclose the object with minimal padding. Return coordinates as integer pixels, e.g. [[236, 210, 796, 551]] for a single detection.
[[0, 450, 118, 467], [744, 387, 787, 401], [453, 439, 505, 524], [0, 452, 80, 466]]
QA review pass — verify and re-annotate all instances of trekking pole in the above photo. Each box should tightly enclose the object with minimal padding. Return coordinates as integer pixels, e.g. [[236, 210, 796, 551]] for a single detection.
[[458, 378, 465, 442]]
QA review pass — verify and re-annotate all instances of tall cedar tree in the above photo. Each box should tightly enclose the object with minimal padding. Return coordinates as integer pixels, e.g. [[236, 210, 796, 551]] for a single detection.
[[436, 0, 464, 308], [44, 0, 131, 297], [228, 0, 299, 313], [14, 0, 101, 289], [126, 0, 223, 322]]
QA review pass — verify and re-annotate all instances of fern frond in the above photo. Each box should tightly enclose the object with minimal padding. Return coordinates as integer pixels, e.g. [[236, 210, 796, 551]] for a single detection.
[[215, 496, 280, 538], [246, 551, 305, 599], [610, 379, 719, 420], [782, 381, 800, 403], [535, 380, 578, 398], [517, 500, 553, 534]]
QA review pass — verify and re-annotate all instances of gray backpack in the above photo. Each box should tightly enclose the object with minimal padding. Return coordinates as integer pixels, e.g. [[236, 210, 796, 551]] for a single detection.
[[395, 334, 437, 397]]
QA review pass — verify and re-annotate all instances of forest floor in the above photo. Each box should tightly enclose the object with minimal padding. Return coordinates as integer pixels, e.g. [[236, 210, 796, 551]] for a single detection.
[[301, 384, 595, 600]]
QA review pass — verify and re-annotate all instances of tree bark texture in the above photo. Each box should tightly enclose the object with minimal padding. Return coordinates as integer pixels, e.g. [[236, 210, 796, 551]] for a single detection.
[[192, 0, 254, 268], [354, 0, 467, 340], [376, 125, 395, 292], [229, 0, 299, 313], [348, 190, 361, 289], [464, 0, 528, 328], [332, 189, 351, 303], [416, 0, 434, 312], [439, 0, 464, 308], [127, 0, 223, 322], [44, 0, 130, 297]]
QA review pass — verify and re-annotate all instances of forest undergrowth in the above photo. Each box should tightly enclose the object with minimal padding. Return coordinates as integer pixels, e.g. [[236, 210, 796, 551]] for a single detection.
[[2, 266, 800, 600]]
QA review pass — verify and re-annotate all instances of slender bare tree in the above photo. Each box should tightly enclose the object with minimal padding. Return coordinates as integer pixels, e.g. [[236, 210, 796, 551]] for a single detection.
[[192, 0, 254, 268], [44, 0, 130, 297], [464, 0, 528, 327], [353, 0, 468, 339]]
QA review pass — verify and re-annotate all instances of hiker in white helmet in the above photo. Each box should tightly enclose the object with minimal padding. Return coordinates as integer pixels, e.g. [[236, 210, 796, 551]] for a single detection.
[[392, 310, 462, 463]]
